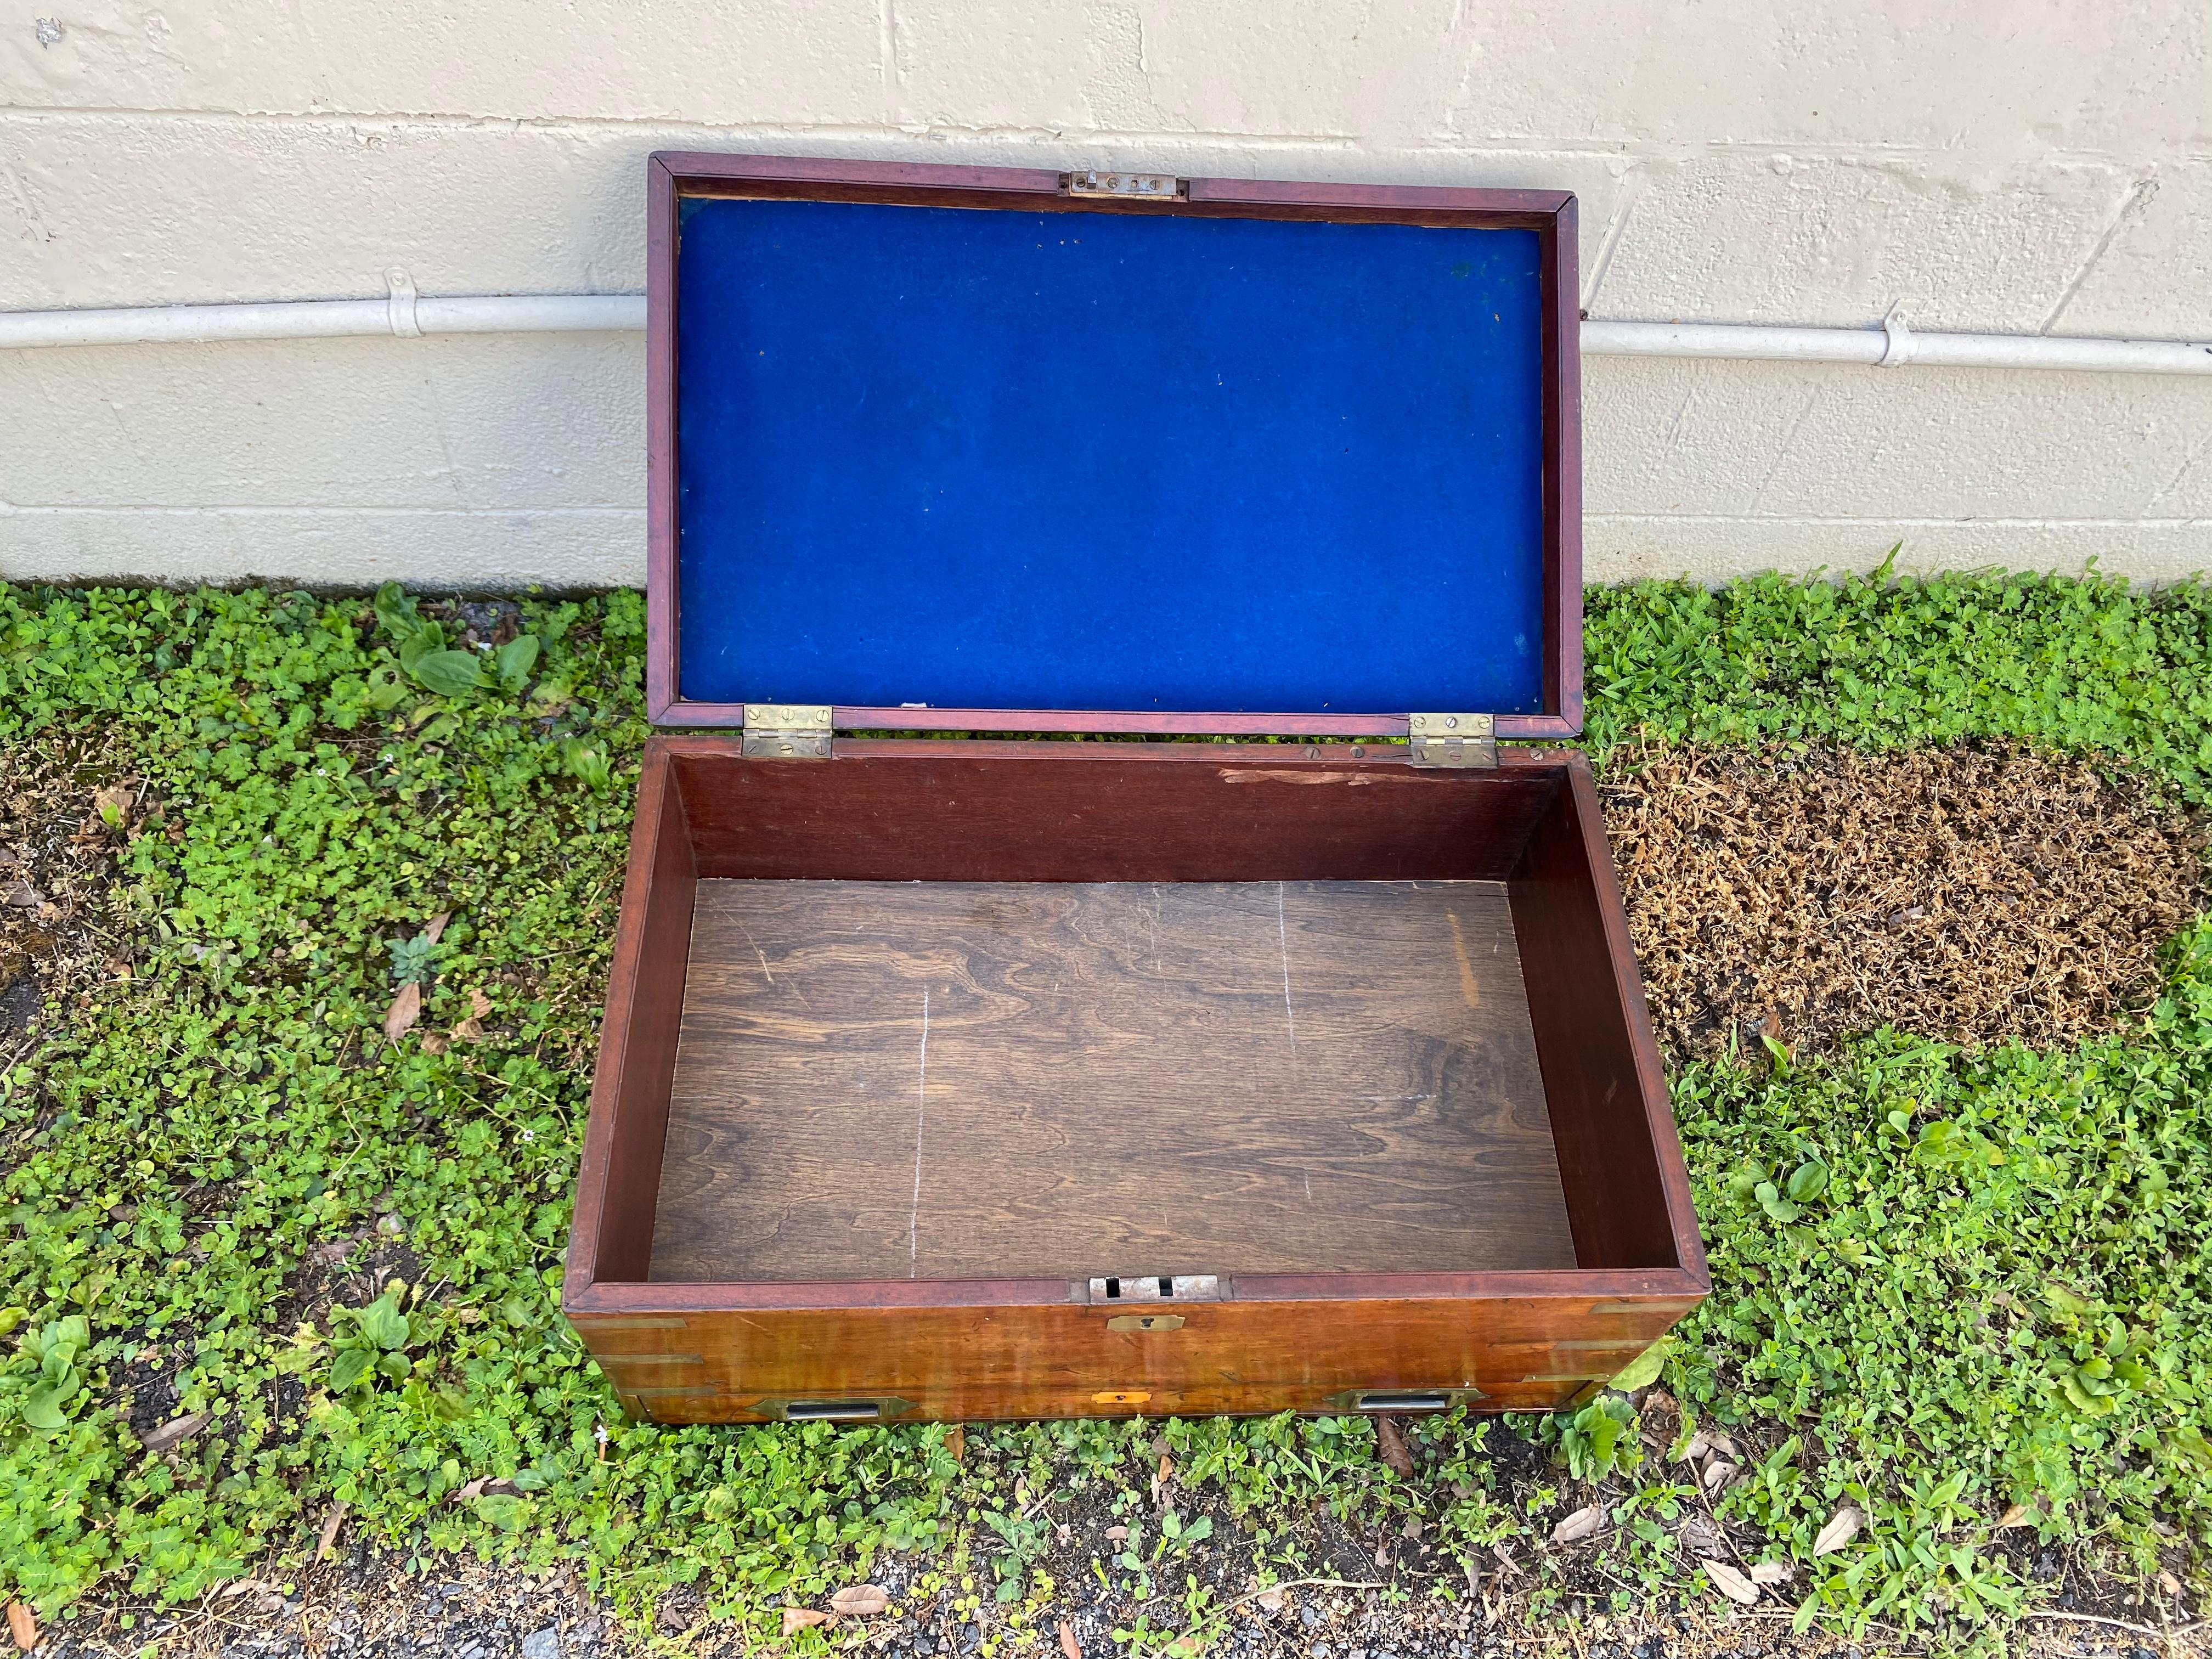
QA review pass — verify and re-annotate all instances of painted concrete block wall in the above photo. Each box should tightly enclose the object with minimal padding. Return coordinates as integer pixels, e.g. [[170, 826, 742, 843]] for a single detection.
[[2, 1, 2209, 588]]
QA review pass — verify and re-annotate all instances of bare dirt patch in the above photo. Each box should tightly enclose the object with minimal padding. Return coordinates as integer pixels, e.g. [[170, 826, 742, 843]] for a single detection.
[[1602, 743, 2208, 1059], [0, 728, 144, 1062]]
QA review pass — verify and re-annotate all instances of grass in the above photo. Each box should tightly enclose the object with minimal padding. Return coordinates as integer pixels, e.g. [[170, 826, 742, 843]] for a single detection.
[[0, 568, 2207, 1650]]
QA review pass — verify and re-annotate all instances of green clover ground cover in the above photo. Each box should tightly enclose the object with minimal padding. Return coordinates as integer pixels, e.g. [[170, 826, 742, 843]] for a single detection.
[[0, 571, 2207, 1645]]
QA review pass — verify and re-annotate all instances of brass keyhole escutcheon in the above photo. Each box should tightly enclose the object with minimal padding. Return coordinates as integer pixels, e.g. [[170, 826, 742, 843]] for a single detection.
[[1107, 1313, 1185, 1333]]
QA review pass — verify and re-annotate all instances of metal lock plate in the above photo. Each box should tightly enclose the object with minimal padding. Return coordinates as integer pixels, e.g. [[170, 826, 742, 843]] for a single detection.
[[1408, 712, 1497, 769], [1086, 1274, 1221, 1304], [1062, 170, 1184, 202]]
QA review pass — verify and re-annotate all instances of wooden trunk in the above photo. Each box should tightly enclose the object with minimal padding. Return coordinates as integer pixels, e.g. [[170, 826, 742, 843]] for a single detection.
[[562, 151, 1706, 1423], [563, 737, 1705, 1423]]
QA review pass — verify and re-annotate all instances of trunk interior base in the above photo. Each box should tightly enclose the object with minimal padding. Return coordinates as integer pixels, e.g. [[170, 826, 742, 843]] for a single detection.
[[652, 877, 1575, 1284]]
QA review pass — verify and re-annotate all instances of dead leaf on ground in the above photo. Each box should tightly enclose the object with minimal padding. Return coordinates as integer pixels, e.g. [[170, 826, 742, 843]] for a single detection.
[[422, 911, 453, 943], [1703, 1559, 1760, 1606], [7, 1602, 35, 1652], [454, 1477, 489, 1504], [1748, 1561, 1792, 1585], [1677, 1430, 1709, 1463], [1550, 1504, 1608, 1545], [421, 1031, 448, 1055], [315, 1503, 347, 1562], [93, 785, 134, 828], [828, 1585, 888, 1618], [139, 1409, 212, 1454], [946, 1424, 965, 1463], [1374, 1415, 1415, 1478], [450, 1018, 486, 1043], [1058, 1618, 1083, 1659], [382, 981, 421, 1042], [782, 1609, 830, 1638], [1813, 1505, 1863, 1555], [470, 987, 492, 1018], [1995, 1502, 2035, 1530], [1254, 1588, 1285, 1615], [1701, 1459, 1737, 1492], [3, 882, 42, 909]]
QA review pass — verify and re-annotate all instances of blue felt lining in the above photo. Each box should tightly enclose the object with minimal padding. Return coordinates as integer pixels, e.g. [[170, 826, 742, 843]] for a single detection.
[[676, 196, 1546, 714]]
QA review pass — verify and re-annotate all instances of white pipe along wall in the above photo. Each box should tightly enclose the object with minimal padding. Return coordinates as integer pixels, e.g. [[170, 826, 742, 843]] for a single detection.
[[5, 292, 2212, 377], [3, 0, 2210, 591]]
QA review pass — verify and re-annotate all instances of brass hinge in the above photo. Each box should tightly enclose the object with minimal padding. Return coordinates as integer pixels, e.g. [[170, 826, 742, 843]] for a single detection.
[[1408, 713, 1497, 769], [741, 703, 832, 760], [1062, 170, 1185, 202]]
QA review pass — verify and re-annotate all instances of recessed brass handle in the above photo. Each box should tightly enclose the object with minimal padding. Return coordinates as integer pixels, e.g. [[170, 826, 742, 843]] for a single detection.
[[1321, 1386, 1486, 1412], [755, 1395, 917, 1421], [1355, 1390, 1452, 1412]]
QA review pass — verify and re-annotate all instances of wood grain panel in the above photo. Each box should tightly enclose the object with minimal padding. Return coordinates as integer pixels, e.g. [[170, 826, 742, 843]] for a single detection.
[[1510, 755, 1702, 1274], [563, 747, 697, 1292], [649, 879, 1572, 1282], [572, 1285, 1697, 1424], [668, 749, 1560, 883]]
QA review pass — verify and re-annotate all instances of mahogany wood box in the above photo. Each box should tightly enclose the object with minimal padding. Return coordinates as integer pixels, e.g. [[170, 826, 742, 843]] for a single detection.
[[562, 154, 1707, 1425]]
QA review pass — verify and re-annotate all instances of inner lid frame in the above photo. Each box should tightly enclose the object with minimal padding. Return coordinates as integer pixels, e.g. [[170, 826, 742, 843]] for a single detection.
[[646, 152, 1583, 740]]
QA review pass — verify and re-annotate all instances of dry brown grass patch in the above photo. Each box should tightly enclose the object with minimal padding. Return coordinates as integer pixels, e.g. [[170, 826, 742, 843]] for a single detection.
[[1600, 742, 2208, 1058]]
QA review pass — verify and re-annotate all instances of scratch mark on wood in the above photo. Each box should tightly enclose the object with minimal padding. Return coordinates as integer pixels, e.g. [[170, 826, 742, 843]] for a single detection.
[[1220, 770, 1384, 786], [1447, 910, 1482, 1011], [1276, 882, 1296, 1047], [908, 985, 930, 1277], [736, 918, 810, 1008]]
